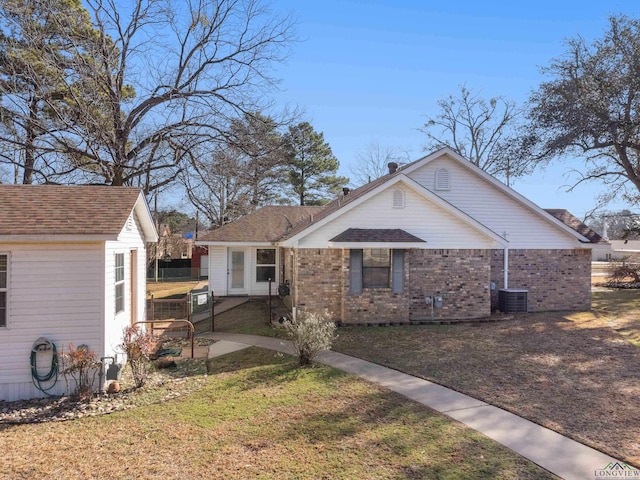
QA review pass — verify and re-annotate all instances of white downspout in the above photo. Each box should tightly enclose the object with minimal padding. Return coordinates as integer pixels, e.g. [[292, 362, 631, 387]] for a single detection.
[[503, 232, 509, 289], [504, 247, 509, 289]]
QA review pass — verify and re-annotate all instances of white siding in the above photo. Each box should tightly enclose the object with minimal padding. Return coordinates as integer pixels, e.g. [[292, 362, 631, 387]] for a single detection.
[[298, 183, 495, 249], [250, 247, 278, 296], [0, 210, 152, 401], [207, 246, 278, 296], [408, 156, 580, 249], [104, 212, 148, 361], [208, 247, 227, 296], [0, 243, 103, 400]]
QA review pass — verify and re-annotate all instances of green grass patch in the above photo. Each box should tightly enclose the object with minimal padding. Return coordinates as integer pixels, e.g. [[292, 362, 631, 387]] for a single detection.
[[2, 348, 555, 479]]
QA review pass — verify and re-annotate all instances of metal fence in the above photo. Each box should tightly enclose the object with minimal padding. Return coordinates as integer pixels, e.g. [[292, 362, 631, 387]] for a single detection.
[[146, 267, 201, 282], [147, 287, 214, 334]]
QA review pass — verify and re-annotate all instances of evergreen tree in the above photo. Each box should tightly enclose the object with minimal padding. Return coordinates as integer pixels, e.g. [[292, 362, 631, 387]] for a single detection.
[[284, 121, 347, 205]]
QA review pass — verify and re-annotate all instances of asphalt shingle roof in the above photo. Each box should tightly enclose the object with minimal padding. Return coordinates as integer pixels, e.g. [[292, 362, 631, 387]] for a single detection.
[[330, 228, 426, 243], [544, 209, 606, 244], [198, 206, 325, 243], [0, 185, 142, 237]]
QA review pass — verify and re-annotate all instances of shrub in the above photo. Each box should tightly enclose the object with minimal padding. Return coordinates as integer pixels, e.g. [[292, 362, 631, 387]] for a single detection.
[[60, 343, 101, 401], [284, 311, 336, 366], [607, 262, 640, 283], [120, 326, 158, 388]]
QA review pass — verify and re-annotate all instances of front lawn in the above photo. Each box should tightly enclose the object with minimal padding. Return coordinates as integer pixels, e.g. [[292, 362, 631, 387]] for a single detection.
[[332, 289, 640, 467], [0, 349, 554, 480]]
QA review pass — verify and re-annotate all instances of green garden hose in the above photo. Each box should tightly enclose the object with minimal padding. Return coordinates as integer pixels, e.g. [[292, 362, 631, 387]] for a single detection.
[[30, 337, 59, 395]]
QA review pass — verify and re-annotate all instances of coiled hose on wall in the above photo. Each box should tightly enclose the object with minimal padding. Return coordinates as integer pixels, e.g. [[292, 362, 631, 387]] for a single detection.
[[30, 337, 59, 395]]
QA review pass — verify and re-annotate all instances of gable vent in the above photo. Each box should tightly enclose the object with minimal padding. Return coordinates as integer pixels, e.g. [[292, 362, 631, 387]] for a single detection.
[[392, 189, 405, 208], [435, 168, 451, 191]]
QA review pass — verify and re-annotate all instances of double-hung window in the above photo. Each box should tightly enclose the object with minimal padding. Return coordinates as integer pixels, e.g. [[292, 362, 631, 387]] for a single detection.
[[256, 248, 276, 282], [115, 253, 125, 313], [350, 249, 404, 294], [0, 254, 7, 327]]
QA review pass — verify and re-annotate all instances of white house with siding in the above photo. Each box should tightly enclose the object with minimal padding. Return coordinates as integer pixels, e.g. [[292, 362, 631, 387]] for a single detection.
[[198, 148, 604, 324], [0, 185, 157, 401]]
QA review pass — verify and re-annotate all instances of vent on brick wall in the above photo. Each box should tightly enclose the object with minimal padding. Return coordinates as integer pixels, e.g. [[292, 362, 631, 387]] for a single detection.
[[498, 289, 528, 313]]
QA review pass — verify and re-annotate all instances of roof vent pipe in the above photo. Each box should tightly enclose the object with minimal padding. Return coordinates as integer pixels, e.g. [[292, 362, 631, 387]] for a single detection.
[[388, 162, 398, 174], [343, 187, 350, 196]]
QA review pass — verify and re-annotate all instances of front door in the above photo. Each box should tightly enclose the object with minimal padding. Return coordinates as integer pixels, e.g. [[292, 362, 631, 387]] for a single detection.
[[228, 249, 247, 294]]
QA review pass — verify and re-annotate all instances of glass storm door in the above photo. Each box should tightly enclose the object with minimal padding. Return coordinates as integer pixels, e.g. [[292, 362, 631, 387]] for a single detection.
[[229, 249, 246, 293]]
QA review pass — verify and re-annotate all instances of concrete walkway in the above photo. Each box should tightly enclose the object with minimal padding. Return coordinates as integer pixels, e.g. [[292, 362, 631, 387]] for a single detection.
[[203, 332, 624, 480]]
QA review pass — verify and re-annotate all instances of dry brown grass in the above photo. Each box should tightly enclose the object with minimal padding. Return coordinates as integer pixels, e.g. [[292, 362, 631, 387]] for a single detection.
[[333, 289, 640, 467], [146, 280, 201, 298]]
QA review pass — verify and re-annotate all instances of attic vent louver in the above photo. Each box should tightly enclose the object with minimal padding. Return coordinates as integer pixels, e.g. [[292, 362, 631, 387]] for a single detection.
[[392, 189, 405, 208], [435, 168, 450, 191], [126, 215, 134, 231]]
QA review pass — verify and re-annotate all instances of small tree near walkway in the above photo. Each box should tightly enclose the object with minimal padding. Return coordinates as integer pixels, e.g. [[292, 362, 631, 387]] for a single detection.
[[284, 311, 336, 366]]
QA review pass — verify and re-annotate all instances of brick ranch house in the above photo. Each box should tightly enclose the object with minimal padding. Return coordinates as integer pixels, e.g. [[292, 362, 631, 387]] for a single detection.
[[197, 148, 604, 324]]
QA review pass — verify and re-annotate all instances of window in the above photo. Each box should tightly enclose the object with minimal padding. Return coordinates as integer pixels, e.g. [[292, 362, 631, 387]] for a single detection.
[[115, 253, 125, 313], [0, 254, 7, 327], [363, 249, 390, 288], [256, 248, 276, 282], [350, 249, 404, 294]]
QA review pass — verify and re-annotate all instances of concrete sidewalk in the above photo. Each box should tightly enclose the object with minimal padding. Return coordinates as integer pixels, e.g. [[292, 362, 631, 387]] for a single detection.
[[203, 332, 624, 480]]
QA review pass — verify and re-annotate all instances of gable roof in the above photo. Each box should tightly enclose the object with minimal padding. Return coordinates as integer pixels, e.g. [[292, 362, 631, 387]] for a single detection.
[[0, 185, 157, 242], [544, 209, 606, 244], [282, 147, 591, 244], [281, 173, 509, 247], [400, 148, 592, 243], [197, 206, 324, 244]]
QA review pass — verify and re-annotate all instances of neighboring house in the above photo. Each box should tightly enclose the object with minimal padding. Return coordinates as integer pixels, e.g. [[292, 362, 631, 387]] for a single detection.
[[197, 148, 603, 324], [191, 245, 209, 278], [0, 185, 157, 401], [153, 224, 194, 261], [600, 240, 640, 261]]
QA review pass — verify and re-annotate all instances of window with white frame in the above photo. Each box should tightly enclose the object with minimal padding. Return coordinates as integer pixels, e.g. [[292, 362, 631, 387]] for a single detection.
[[0, 254, 7, 327], [256, 248, 276, 282], [115, 253, 125, 313]]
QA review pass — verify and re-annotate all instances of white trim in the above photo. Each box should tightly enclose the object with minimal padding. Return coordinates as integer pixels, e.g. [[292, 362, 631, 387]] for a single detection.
[[402, 147, 591, 243], [133, 192, 159, 243], [114, 252, 125, 314]]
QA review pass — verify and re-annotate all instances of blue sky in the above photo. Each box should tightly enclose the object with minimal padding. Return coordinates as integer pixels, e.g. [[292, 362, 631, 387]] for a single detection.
[[269, 0, 640, 219]]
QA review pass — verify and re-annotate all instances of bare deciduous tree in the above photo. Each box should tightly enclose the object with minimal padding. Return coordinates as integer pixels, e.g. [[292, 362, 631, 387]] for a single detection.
[[0, 0, 295, 192], [421, 85, 530, 185], [349, 141, 410, 186]]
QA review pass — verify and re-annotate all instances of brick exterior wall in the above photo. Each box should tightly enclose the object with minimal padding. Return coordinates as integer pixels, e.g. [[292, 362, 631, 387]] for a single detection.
[[292, 247, 591, 324], [490, 249, 591, 312], [295, 248, 343, 319], [407, 249, 491, 321], [294, 248, 491, 324]]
